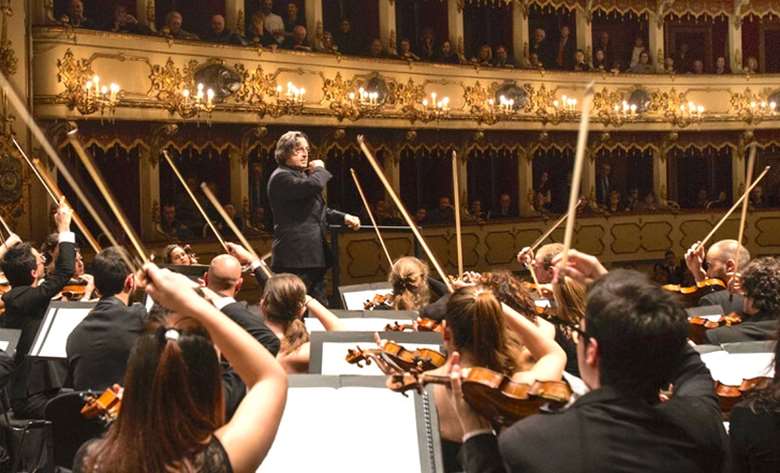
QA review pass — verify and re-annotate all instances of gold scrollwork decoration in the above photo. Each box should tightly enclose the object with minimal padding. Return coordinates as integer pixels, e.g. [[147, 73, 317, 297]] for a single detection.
[[234, 64, 281, 118], [0, 0, 17, 77], [388, 78, 427, 123]]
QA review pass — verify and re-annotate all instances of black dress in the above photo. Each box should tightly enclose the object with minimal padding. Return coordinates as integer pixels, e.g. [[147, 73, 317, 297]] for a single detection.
[[729, 396, 780, 473], [73, 436, 233, 472]]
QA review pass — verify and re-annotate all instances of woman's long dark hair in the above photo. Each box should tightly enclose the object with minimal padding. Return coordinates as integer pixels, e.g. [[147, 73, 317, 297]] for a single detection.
[[263, 273, 309, 355], [81, 311, 225, 472]]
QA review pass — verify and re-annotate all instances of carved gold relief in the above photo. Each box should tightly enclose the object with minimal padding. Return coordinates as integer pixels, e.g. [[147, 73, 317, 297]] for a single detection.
[[730, 87, 777, 126], [0, 1, 17, 77]]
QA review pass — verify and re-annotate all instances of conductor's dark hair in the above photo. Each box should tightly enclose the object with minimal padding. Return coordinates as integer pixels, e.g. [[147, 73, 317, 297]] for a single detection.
[[585, 269, 688, 400], [274, 131, 310, 165], [1, 243, 36, 286], [92, 247, 132, 297]]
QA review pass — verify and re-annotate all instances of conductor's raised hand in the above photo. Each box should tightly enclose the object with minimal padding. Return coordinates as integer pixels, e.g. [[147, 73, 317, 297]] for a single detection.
[[552, 249, 608, 286], [344, 214, 361, 231], [308, 159, 325, 170]]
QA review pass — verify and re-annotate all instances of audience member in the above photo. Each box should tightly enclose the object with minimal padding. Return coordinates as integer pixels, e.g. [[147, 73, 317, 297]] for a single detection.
[[660, 249, 684, 285], [333, 18, 358, 55], [691, 59, 705, 74], [366, 38, 387, 58], [488, 193, 517, 220], [106, 4, 149, 34], [61, 0, 94, 28], [750, 185, 766, 208], [534, 171, 552, 213], [493, 45, 514, 68], [624, 187, 640, 212], [414, 207, 428, 226], [284, 2, 304, 34], [315, 30, 336, 53], [573, 49, 591, 71], [436, 40, 461, 64], [530, 28, 552, 68], [744, 56, 759, 73], [158, 203, 194, 240], [284, 24, 312, 51], [593, 49, 608, 71], [428, 196, 455, 224], [418, 28, 436, 62], [160, 11, 199, 40], [528, 52, 542, 69], [706, 191, 728, 209], [595, 162, 612, 206], [595, 31, 614, 67], [374, 200, 402, 226], [259, 0, 285, 45], [628, 51, 654, 73], [554, 25, 575, 70], [663, 56, 675, 73], [629, 37, 646, 67], [714, 56, 730, 74], [637, 192, 658, 212], [396, 38, 420, 61], [607, 190, 622, 213], [472, 44, 493, 67], [673, 43, 691, 73], [247, 11, 275, 47], [203, 14, 243, 44], [466, 200, 485, 224]]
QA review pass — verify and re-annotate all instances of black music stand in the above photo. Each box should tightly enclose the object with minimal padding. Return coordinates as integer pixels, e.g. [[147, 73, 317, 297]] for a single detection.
[[28, 301, 96, 359], [0, 329, 21, 359]]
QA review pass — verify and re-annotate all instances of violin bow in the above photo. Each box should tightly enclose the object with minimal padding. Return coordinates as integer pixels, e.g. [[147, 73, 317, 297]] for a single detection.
[[349, 168, 393, 268], [0, 71, 135, 270], [0, 213, 11, 239], [697, 164, 770, 252], [529, 198, 582, 251], [162, 150, 229, 253], [67, 131, 149, 265], [559, 82, 596, 273], [200, 182, 273, 279], [451, 150, 464, 277], [736, 144, 757, 253], [357, 135, 453, 293]]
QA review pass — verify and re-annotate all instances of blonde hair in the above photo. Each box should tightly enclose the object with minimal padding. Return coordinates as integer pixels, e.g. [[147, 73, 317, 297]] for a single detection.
[[262, 274, 309, 355], [389, 257, 431, 310]]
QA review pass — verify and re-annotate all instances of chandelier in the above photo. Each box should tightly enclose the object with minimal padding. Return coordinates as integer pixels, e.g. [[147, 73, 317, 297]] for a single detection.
[[473, 95, 516, 125], [731, 89, 777, 126], [75, 75, 122, 117], [667, 100, 704, 128], [171, 82, 215, 120], [540, 94, 578, 125], [418, 91, 450, 123], [274, 81, 306, 116]]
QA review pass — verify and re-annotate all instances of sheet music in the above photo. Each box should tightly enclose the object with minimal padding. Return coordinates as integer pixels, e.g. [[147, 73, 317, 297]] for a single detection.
[[258, 386, 423, 473], [306, 317, 405, 333], [32, 307, 92, 358], [321, 342, 442, 376], [690, 315, 723, 322], [700, 351, 775, 385], [342, 289, 391, 310], [0, 342, 8, 352]]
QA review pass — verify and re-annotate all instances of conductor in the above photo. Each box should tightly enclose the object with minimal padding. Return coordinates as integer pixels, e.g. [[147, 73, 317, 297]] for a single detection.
[[267, 131, 361, 304]]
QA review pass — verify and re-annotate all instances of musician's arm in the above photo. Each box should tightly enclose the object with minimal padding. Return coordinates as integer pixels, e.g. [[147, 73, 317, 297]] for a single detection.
[[501, 303, 566, 382], [305, 296, 344, 331], [271, 168, 332, 200]]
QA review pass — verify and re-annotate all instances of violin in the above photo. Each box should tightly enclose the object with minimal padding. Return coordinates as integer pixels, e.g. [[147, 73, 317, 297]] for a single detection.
[[363, 293, 394, 311], [662, 278, 726, 307], [687, 312, 742, 344], [81, 386, 123, 426], [182, 244, 198, 265], [58, 277, 89, 301], [346, 341, 447, 373], [390, 367, 572, 426], [385, 318, 441, 333], [714, 376, 772, 414]]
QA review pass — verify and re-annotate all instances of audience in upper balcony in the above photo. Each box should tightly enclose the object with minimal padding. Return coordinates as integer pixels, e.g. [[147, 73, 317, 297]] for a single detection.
[[744, 56, 759, 73], [160, 10, 199, 40], [437, 40, 462, 64], [414, 207, 428, 226], [628, 51, 654, 74], [488, 193, 518, 220], [530, 28, 553, 69], [595, 31, 615, 69], [428, 196, 455, 224], [158, 203, 194, 241], [714, 56, 730, 74], [247, 11, 276, 47], [418, 29, 437, 62], [573, 49, 591, 71], [396, 38, 421, 61], [592, 48, 608, 71], [466, 200, 486, 224], [663, 56, 675, 73], [691, 59, 705, 74], [750, 186, 766, 209], [203, 14, 243, 45], [624, 187, 640, 212], [259, 0, 286, 45], [629, 36, 646, 68], [554, 25, 575, 70], [694, 188, 709, 208], [493, 45, 515, 68], [637, 192, 659, 212], [333, 18, 358, 55], [673, 42, 691, 73], [284, 2, 305, 36], [472, 44, 493, 67], [595, 163, 612, 207], [317, 31, 338, 54], [60, 0, 94, 28], [106, 4, 150, 35], [284, 24, 312, 51], [706, 191, 728, 209], [367, 38, 388, 58]]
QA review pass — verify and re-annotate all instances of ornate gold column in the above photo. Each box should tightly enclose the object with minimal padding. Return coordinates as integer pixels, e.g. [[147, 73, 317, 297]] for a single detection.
[[229, 145, 249, 222], [447, 0, 465, 59], [728, 3, 746, 73], [304, 0, 323, 50], [511, 0, 529, 67], [136, 0, 156, 32], [582, 147, 596, 203], [378, 0, 397, 55], [648, 11, 664, 71], [652, 144, 668, 206], [518, 146, 533, 217], [733, 132, 750, 203], [382, 144, 401, 202], [226, 0, 244, 37], [141, 124, 176, 239], [574, 3, 592, 62]]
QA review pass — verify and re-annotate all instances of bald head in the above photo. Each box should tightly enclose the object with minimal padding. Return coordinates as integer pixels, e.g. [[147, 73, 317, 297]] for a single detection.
[[706, 239, 750, 279], [207, 254, 243, 294]]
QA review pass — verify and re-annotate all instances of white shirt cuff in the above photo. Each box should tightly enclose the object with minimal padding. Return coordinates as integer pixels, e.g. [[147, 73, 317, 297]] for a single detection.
[[462, 429, 495, 443], [214, 296, 237, 311], [58, 232, 76, 244], [249, 260, 262, 272]]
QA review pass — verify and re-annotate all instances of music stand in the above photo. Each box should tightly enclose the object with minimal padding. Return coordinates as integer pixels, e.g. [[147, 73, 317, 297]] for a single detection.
[[685, 305, 724, 319], [257, 375, 444, 473], [28, 301, 96, 359], [309, 331, 443, 376], [158, 263, 208, 280], [305, 309, 417, 332], [338, 281, 392, 310], [0, 329, 21, 359]]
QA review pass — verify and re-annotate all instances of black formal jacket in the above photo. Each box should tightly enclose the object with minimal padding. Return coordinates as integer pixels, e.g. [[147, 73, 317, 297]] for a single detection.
[[700, 289, 745, 317], [459, 347, 728, 473], [267, 165, 346, 270], [65, 296, 146, 391], [729, 398, 780, 473], [221, 300, 280, 357], [2, 239, 75, 401], [705, 309, 777, 345]]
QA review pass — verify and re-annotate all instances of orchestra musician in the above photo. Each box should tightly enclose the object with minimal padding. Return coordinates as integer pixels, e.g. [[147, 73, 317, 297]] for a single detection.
[[73, 264, 287, 473], [704, 256, 779, 345], [266, 131, 361, 304], [389, 256, 448, 310], [685, 239, 750, 314], [163, 243, 198, 265], [65, 247, 145, 391], [452, 250, 728, 473], [260, 273, 345, 373], [516, 243, 564, 285], [0, 200, 75, 418], [41, 233, 96, 301], [551, 275, 587, 376], [390, 284, 565, 473]]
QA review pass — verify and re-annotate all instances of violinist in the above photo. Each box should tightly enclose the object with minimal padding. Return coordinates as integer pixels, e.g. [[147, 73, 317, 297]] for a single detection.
[[729, 307, 780, 472], [163, 243, 198, 265], [704, 256, 779, 345], [393, 285, 565, 473], [389, 256, 448, 310], [516, 243, 563, 287], [453, 251, 727, 473], [65, 247, 145, 391], [261, 273, 344, 373], [41, 234, 96, 301], [551, 275, 586, 377], [684, 239, 750, 314], [0, 200, 75, 418], [0, 232, 22, 311]]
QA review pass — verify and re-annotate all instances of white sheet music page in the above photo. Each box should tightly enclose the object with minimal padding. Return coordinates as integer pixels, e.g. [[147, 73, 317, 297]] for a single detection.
[[700, 351, 775, 386], [343, 289, 391, 310], [322, 341, 442, 376], [258, 386, 423, 473], [35, 307, 92, 358], [306, 317, 406, 333]]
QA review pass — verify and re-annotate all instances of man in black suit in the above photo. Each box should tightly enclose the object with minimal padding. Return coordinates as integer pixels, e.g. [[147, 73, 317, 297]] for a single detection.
[[595, 162, 612, 207], [705, 256, 778, 344], [685, 239, 749, 315], [530, 28, 553, 69], [1, 201, 75, 418], [66, 247, 145, 391], [202, 253, 280, 356], [452, 252, 727, 473], [267, 131, 360, 304]]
